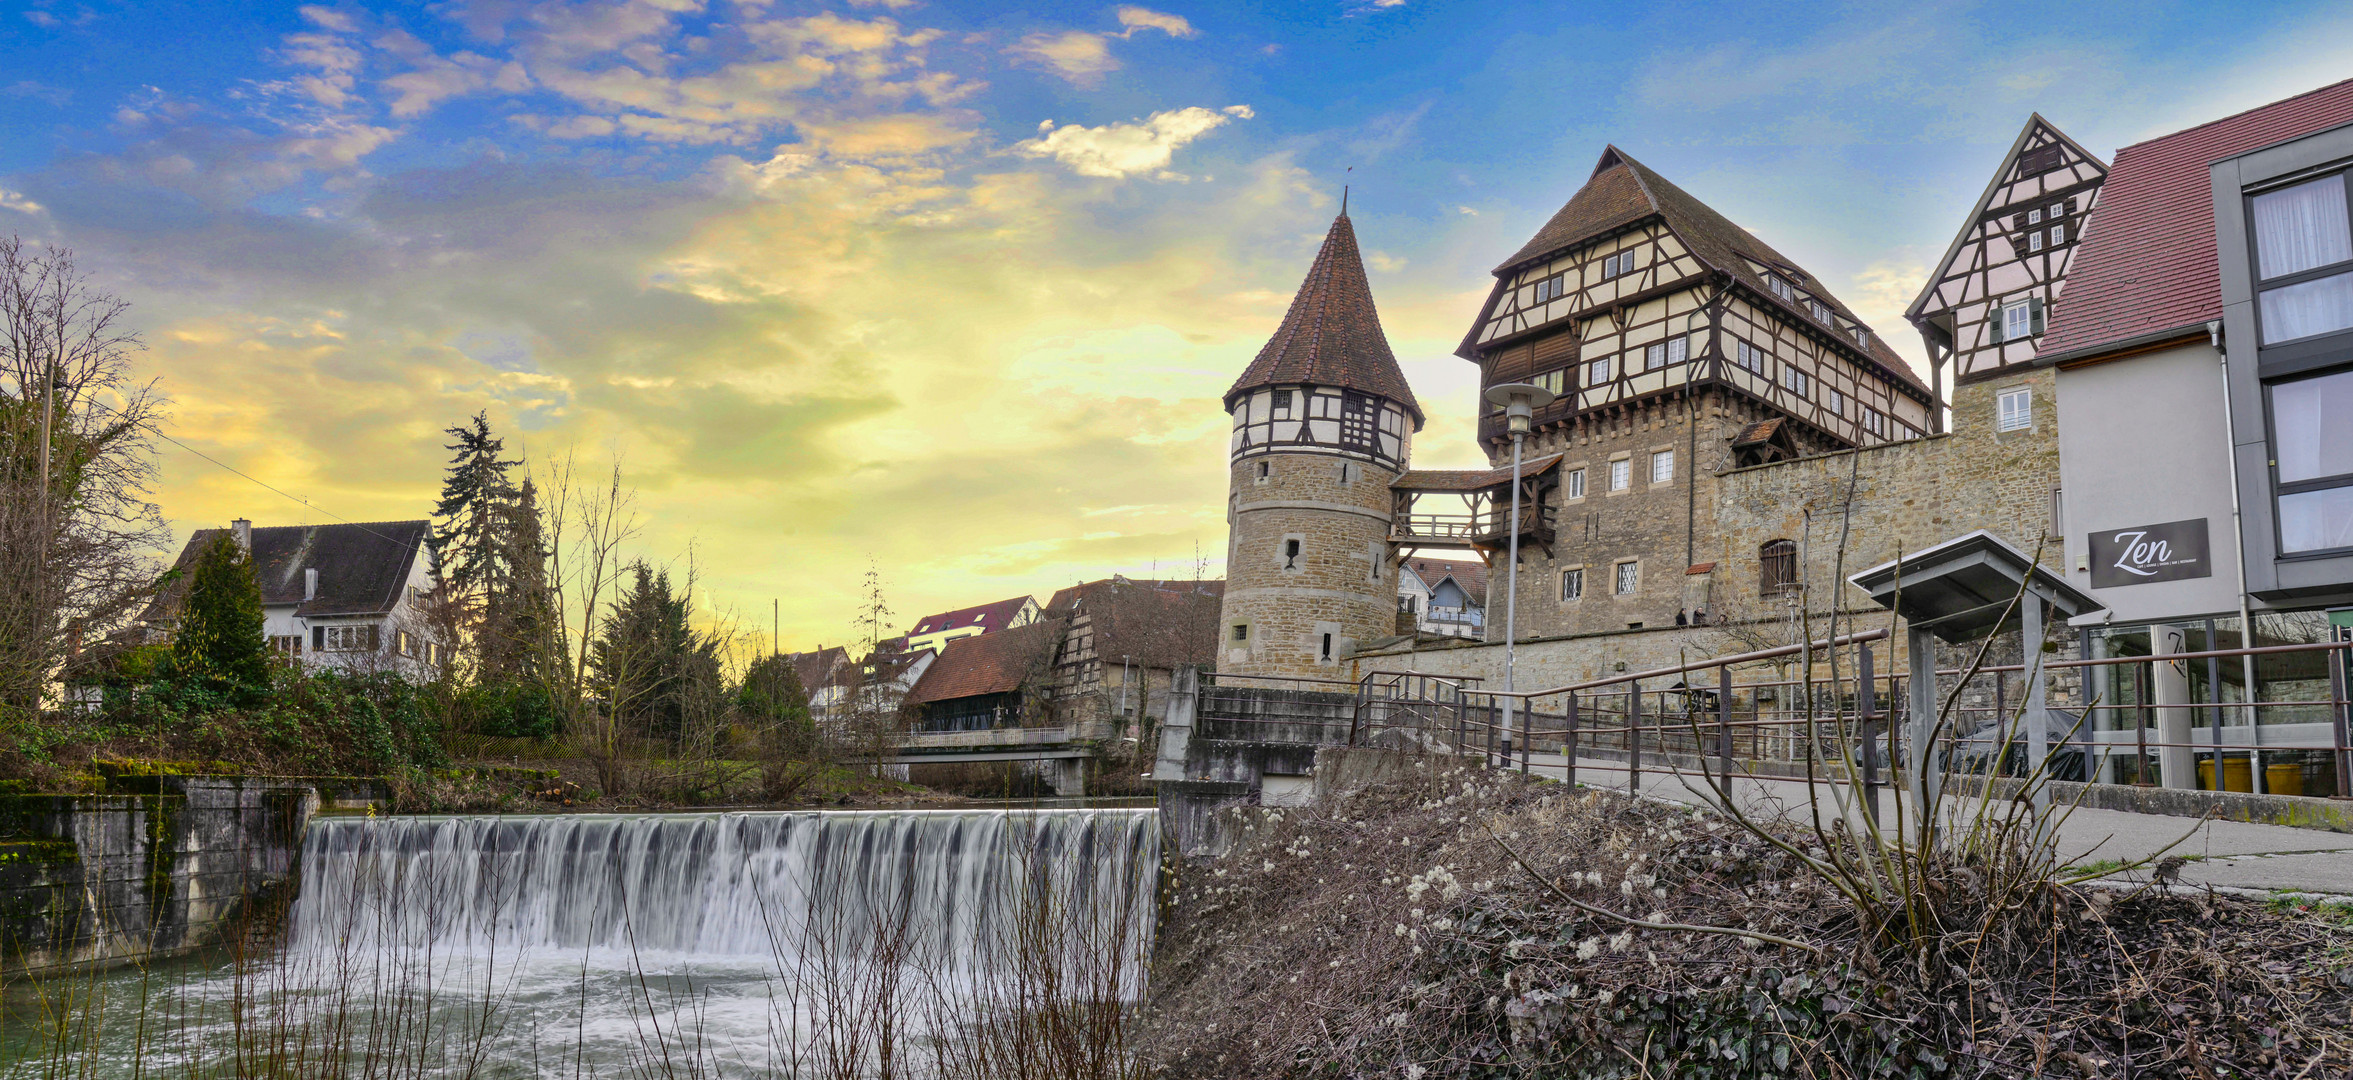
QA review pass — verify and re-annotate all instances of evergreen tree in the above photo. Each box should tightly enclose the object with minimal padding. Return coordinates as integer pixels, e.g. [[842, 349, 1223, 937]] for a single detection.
[[169, 531, 269, 699], [592, 563, 719, 745], [432, 411, 518, 670], [481, 476, 555, 680], [738, 654, 814, 755]]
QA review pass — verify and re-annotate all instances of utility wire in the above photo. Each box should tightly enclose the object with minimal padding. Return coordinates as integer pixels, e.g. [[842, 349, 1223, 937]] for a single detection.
[[79, 393, 420, 549]]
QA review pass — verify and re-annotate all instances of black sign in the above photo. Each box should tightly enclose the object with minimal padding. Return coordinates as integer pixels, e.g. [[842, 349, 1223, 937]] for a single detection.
[[2088, 518, 2211, 589]]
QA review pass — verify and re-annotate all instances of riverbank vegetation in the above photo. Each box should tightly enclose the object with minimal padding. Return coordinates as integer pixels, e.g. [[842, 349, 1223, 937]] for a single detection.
[[1142, 766, 2353, 1078]]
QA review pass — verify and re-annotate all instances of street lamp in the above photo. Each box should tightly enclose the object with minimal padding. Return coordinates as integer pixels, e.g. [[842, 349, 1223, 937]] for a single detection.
[[1483, 381, 1555, 764]]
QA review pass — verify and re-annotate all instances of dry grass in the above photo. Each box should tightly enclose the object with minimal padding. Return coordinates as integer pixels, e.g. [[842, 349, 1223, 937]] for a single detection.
[[1142, 765, 2353, 1079]]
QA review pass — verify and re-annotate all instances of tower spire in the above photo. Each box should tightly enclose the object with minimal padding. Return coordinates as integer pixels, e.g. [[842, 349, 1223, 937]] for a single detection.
[[1223, 213, 1422, 425], [1341, 184, 1349, 217]]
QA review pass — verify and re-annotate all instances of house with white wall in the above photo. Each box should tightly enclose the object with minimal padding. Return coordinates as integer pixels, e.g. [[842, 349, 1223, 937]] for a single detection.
[[144, 519, 445, 680]]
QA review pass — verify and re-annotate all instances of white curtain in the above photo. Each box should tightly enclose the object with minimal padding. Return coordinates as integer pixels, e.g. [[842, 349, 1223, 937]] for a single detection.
[[2279, 488, 2353, 553], [2260, 272, 2353, 344], [2273, 368, 2353, 483], [2252, 174, 2351, 279]]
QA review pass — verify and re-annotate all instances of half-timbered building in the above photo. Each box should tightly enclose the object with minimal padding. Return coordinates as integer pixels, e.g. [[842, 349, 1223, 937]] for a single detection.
[[1906, 115, 2108, 407], [1441, 146, 1939, 637]]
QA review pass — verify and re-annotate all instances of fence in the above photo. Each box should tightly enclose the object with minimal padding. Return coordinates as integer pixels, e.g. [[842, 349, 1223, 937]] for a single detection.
[[1341, 629, 2353, 802]]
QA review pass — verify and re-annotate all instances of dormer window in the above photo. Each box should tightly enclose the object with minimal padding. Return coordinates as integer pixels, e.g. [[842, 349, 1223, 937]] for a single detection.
[[1765, 274, 1794, 301], [1851, 327, 1869, 348], [1808, 300, 1832, 323]]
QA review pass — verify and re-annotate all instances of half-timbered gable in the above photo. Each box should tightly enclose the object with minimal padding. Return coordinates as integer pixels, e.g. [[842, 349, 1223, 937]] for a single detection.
[[1907, 115, 2108, 397], [1439, 146, 1939, 640]]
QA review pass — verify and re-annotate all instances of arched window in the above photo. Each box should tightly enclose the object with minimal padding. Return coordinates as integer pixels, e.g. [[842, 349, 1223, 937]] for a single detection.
[[1759, 540, 1798, 597]]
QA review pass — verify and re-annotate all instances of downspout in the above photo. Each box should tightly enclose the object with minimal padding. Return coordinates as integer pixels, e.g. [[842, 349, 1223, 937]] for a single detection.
[[2212, 319, 2267, 793]]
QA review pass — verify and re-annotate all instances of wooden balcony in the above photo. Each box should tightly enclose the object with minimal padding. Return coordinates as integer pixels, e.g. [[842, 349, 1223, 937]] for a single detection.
[[1388, 456, 1563, 559]]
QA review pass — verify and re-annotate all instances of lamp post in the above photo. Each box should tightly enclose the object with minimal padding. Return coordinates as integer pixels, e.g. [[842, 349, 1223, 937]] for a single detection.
[[1483, 382, 1556, 764]]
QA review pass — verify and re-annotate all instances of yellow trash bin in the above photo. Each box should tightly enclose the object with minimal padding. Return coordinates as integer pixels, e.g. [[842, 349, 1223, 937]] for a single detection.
[[2196, 756, 2255, 792], [2266, 762, 2304, 797]]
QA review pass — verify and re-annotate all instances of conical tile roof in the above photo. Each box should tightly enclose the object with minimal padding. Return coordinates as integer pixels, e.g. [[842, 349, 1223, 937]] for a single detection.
[[1225, 214, 1423, 424]]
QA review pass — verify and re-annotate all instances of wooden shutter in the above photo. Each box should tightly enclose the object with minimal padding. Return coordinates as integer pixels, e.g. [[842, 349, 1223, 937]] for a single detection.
[[365, 625, 381, 652], [312, 625, 325, 651], [2029, 297, 2046, 336]]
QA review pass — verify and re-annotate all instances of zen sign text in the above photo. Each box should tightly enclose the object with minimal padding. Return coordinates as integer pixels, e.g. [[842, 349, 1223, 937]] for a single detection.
[[2088, 518, 2211, 589]]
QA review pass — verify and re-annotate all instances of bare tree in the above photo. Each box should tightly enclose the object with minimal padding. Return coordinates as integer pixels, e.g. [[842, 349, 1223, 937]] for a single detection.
[[525, 453, 640, 796], [0, 237, 166, 720]]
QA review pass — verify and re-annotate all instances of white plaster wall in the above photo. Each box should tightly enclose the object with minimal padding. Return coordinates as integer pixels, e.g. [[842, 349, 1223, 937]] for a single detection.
[[2055, 342, 2244, 623]]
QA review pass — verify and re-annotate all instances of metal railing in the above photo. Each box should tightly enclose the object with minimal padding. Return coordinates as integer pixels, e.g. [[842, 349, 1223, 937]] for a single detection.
[[1342, 631, 2353, 802]]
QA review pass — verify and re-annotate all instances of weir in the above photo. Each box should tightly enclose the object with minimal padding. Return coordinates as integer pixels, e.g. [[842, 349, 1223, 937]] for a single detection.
[[293, 807, 1161, 965]]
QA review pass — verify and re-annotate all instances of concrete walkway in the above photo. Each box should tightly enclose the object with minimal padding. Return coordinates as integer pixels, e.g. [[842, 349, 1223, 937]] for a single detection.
[[1506, 754, 2353, 897]]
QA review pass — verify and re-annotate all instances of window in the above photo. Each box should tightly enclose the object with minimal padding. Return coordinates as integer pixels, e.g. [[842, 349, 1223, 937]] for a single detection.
[[269, 635, 303, 657], [1603, 250, 1638, 278], [1996, 386, 2032, 432], [2028, 208, 2043, 225], [1564, 467, 1586, 499], [1587, 356, 1613, 385], [2029, 231, 2045, 253], [318, 624, 377, 653], [1533, 368, 1567, 396], [1863, 406, 1886, 437], [394, 630, 416, 658], [1759, 540, 1797, 596], [2050, 223, 2066, 246], [2272, 368, 2353, 553], [1996, 297, 2043, 342], [1532, 274, 1567, 304], [1609, 458, 1631, 491], [1852, 327, 1869, 348], [1808, 300, 1833, 324], [1283, 538, 1302, 568], [1734, 340, 1767, 374], [2252, 173, 2353, 344], [1320, 633, 1334, 661], [1614, 561, 1639, 596], [1765, 274, 1793, 301], [1271, 389, 1293, 416], [1642, 336, 1688, 371], [1560, 568, 1584, 602], [1256, 460, 1270, 480], [1782, 365, 1809, 398], [1650, 450, 1674, 484], [1231, 623, 1248, 642], [1824, 387, 1845, 416]]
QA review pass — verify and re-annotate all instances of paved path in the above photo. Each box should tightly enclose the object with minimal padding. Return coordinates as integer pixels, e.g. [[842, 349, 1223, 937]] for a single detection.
[[1504, 754, 2353, 897]]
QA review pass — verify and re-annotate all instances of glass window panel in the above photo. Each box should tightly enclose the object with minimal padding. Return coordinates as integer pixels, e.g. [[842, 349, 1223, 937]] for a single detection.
[[2279, 486, 2353, 553], [1609, 459, 1630, 490], [2259, 270, 2353, 344], [2251, 174, 2352, 280], [1651, 450, 1674, 483], [2273, 368, 2353, 483]]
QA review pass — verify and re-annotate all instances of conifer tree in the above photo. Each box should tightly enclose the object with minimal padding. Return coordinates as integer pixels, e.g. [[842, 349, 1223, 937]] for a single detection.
[[592, 563, 718, 745], [738, 653, 814, 754], [170, 531, 269, 699], [482, 476, 555, 680], [432, 411, 518, 673]]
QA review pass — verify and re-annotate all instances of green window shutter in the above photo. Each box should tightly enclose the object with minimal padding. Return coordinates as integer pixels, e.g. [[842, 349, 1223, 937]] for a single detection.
[[1990, 309, 2005, 343], [2030, 296, 2046, 336]]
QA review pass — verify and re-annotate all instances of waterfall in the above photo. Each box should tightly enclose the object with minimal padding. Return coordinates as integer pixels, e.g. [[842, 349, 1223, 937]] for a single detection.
[[290, 808, 1160, 971]]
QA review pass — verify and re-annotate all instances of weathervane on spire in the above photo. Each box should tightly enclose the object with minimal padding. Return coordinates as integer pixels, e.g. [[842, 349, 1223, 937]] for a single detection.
[[1342, 165, 1353, 216]]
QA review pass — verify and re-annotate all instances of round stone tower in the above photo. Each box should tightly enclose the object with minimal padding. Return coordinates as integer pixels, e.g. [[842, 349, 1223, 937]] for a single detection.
[[1217, 212, 1425, 681]]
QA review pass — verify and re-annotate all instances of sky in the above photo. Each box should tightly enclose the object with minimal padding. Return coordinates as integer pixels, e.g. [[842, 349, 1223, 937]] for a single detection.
[[5, 1, 2353, 654]]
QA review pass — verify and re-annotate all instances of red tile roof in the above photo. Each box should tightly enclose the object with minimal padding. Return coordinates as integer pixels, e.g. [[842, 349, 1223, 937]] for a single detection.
[[1043, 577, 1224, 668], [1225, 213, 1424, 424], [2041, 78, 2353, 357], [904, 619, 1065, 705], [908, 595, 1034, 638]]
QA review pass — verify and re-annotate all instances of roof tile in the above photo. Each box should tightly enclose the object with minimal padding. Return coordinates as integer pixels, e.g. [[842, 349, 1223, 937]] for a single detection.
[[2042, 78, 2353, 356], [1226, 214, 1424, 423]]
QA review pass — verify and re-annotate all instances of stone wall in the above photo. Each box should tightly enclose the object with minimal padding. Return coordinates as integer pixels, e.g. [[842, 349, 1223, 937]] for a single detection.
[[0, 772, 380, 974], [1221, 449, 1401, 679]]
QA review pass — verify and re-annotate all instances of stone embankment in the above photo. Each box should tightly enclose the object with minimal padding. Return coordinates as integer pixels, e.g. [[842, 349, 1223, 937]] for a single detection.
[[0, 767, 383, 974]]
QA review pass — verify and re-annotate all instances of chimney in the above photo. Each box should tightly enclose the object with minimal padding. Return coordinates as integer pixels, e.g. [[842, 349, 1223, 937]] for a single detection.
[[232, 518, 252, 554], [304, 567, 318, 602]]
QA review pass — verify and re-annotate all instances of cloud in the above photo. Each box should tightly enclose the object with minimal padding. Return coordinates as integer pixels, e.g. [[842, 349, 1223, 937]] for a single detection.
[[1016, 105, 1253, 180], [1011, 7, 1195, 85], [0, 189, 45, 216]]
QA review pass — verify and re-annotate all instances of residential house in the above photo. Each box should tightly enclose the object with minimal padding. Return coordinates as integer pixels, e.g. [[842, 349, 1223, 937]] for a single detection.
[[1397, 558, 1487, 638], [903, 596, 1041, 655], [903, 619, 1067, 732], [143, 519, 444, 680], [784, 645, 853, 724], [1041, 577, 1223, 739]]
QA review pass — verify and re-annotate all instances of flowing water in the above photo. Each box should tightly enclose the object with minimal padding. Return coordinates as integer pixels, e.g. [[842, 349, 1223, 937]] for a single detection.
[[6, 807, 1159, 1078]]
